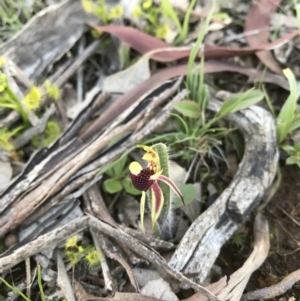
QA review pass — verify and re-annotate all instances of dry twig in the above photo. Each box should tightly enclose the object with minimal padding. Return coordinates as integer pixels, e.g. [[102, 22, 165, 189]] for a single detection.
[[242, 269, 300, 300]]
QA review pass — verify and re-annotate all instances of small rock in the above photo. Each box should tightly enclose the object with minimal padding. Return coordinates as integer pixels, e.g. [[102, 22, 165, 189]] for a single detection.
[[141, 278, 179, 301]]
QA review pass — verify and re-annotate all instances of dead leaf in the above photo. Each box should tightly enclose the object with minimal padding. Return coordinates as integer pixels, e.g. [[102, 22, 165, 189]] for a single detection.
[[245, 0, 283, 74], [103, 56, 150, 93]]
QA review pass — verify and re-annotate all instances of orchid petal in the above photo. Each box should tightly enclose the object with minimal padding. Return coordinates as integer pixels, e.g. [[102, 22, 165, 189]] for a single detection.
[[150, 181, 164, 229], [150, 169, 163, 180], [158, 175, 185, 205], [129, 161, 143, 175], [137, 144, 154, 153], [138, 144, 160, 165], [140, 191, 146, 233]]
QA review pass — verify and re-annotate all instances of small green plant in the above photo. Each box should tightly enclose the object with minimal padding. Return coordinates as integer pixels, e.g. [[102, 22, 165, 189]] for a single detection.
[[82, 0, 202, 44], [23, 86, 42, 111], [44, 79, 61, 101], [0, 126, 24, 151], [276, 68, 300, 144], [102, 154, 141, 196], [132, 0, 199, 43], [281, 144, 300, 168], [170, 89, 264, 160], [0, 71, 29, 124], [231, 232, 247, 249], [81, 0, 123, 24], [64, 236, 101, 268], [0, 63, 61, 151], [265, 68, 300, 168], [171, 0, 261, 164], [31, 120, 62, 148]]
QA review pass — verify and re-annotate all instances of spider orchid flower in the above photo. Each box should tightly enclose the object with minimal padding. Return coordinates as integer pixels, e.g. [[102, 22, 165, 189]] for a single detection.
[[129, 145, 184, 231]]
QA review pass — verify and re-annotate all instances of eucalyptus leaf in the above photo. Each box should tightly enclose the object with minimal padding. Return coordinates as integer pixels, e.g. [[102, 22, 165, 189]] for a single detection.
[[103, 178, 123, 194], [173, 100, 201, 118]]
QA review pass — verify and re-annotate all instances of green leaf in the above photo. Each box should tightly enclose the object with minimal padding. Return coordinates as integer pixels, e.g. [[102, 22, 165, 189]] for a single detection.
[[295, 143, 300, 152], [281, 144, 295, 154], [180, 0, 197, 43], [160, 0, 181, 34], [217, 89, 264, 118], [122, 177, 141, 196], [103, 166, 114, 177], [103, 178, 123, 194], [173, 184, 196, 208], [286, 156, 300, 165], [277, 68, 300, 143], [289, 118, 300, 133], [113, 155, 127, 177], [173, 100, 201, 118], [103, 155, 127, 177]]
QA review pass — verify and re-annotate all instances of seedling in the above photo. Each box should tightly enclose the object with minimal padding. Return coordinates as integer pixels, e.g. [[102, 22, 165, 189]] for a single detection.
[[0, 65, 61, 151]]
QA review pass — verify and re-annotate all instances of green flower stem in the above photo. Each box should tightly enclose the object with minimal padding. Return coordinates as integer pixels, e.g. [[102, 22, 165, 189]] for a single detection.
[[37, 264, 46, 301], [152, 143, 170, 224], [0, 277, 31, 301], [5, 86, 29, 124]]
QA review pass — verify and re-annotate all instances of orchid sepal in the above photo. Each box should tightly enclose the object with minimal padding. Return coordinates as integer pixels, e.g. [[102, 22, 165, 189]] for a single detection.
[[158, 175, 185, 205], [150, 181, 164, 230], [140, 191, 146, 233]]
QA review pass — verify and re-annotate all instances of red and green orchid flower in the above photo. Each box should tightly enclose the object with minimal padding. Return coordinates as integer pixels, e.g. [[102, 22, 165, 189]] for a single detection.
[[129, 144, 184, 231]]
